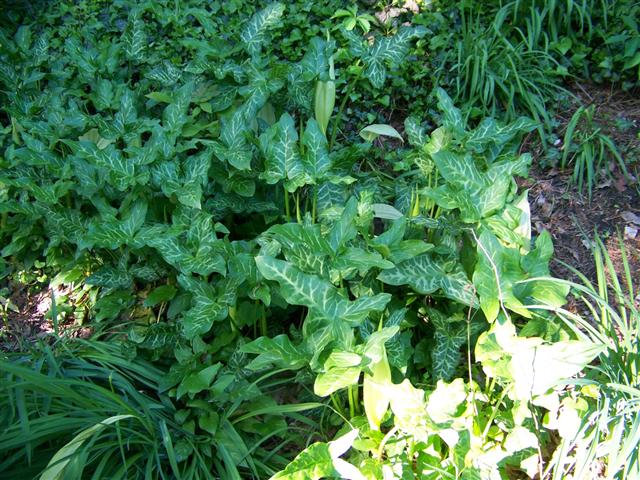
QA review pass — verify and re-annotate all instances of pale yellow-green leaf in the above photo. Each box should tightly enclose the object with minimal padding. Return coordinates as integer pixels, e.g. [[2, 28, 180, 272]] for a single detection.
[[426, 378, 467, 424], [359, 124, 404, 143], [363, 351, 391, 430], [504, 426, 538, 454], [315, 80, 335, 136]]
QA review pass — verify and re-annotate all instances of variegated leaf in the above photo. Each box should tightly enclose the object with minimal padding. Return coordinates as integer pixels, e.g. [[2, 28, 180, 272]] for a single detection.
[[259, 113, 309, 190], [256, 256, 390, 326], [302, 118, 332, 181], [378, 253, 477, 306], [122, 10, 146, 61], [240, 2, 285, 57]]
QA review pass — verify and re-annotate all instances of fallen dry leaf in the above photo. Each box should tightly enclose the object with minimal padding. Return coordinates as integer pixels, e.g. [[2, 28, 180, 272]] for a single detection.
[[621, 211, 640, 226]]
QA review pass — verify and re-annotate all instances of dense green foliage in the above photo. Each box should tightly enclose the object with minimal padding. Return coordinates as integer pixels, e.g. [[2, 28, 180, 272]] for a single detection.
[[0, 1, 637, 479]]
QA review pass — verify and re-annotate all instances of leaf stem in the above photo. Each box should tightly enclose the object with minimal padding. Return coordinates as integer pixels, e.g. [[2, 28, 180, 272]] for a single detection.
[[295, 191, 302, 223], [259, 302, 267, 337], [330, 393, 346, 418], [312, 185, 318, 224], [284, 186, 291, 222], [348, 385, 355, 418]]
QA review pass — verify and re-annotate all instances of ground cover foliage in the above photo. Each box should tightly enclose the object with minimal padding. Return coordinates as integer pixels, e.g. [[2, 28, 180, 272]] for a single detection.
[[0, 1, 638, 479]]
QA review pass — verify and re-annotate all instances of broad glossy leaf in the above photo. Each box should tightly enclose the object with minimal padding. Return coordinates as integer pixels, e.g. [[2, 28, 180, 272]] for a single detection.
[[473, 230, 568, 322], [314, 366, 361, 396], [272, 430, 362, 480], [256, 256, 390, 326], [144, 285, 177, 307], [435, 88, 465, 137], [271, 443, 335, 480], [240, 2, 285, 57], [260, 113, 309, 190], [302, 119, 332, 181], [328, 197, 358, 252], [334, 247, 394, 275], [163, 82, 194, 136], [364, 59, 386, 89], [241, 335, 308, 371], [268, 223, 333, 258], [476, 319, 605, 400], [83, 201, 147, 250], [432, 327, 466, 381], [359, 124, 403, 143], [466, 117, 538, 153], [301, 37, 334, 81], [378, 254, 476, 306], [181, 296, 227, 339], [361, 26, 427, 88], [427, 150, 529, 222], [147, 61, 182, 86], [176, 363, 222, 399], [404, 116, 426, 147], [86, 266, 133, 291], [426, 378, 467, 424], [388, 379, 429, 440], [122, 10, 146, 61]]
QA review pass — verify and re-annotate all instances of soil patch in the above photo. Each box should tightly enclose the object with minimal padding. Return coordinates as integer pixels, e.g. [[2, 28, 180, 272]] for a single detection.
[[523, 82, 640, 303], [1, 281, 88, 352]]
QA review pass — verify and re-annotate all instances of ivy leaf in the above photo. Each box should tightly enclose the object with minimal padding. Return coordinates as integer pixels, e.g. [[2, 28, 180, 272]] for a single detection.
[[240, 2, 285, 58]]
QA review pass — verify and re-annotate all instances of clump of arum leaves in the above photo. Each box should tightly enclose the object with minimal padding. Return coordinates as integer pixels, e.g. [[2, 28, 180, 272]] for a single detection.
[[0, 1, 633, 479], [256, 87, 606, 480]]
